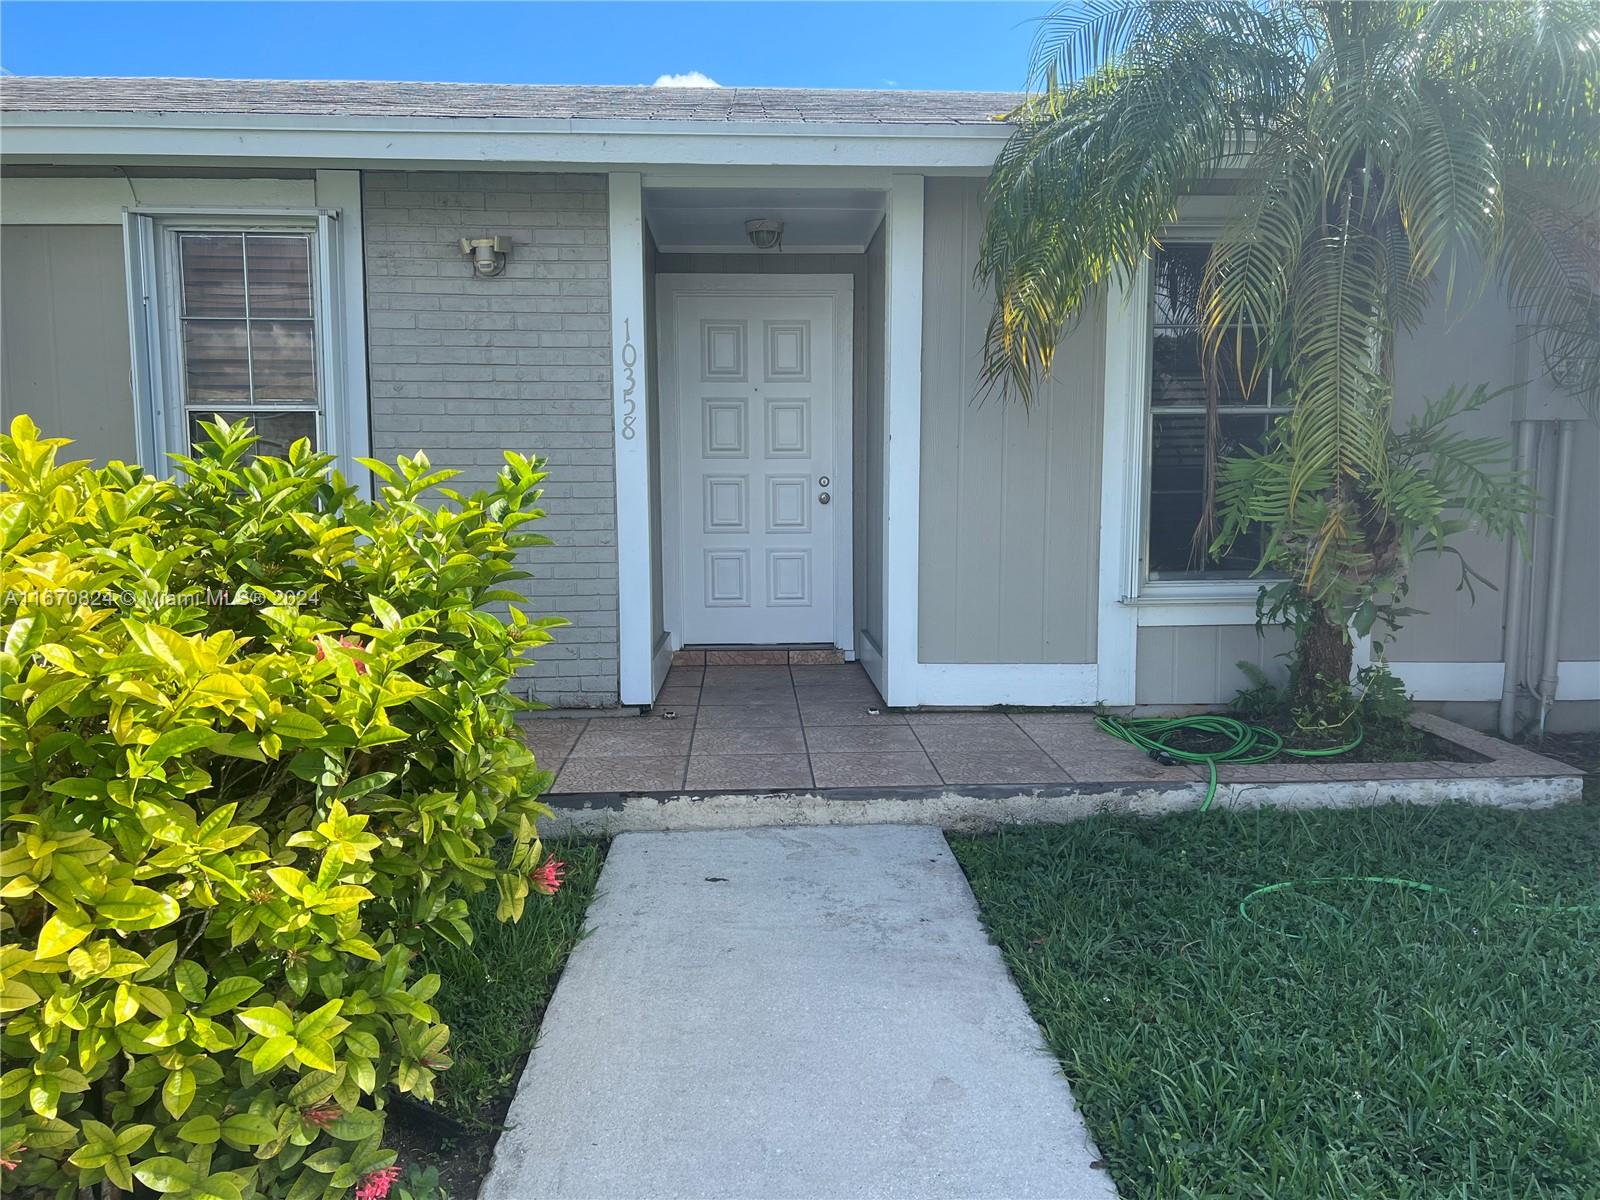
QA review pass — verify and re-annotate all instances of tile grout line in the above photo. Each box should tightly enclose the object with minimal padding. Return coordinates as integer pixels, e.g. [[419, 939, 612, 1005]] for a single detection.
[[795, 663, 821, 786], [680, 683, 703, 789], [902, 716, 949, 786], [548, 717, 589, 790], [1007, 713, 1084, 783], [787, 664, 818, 788]]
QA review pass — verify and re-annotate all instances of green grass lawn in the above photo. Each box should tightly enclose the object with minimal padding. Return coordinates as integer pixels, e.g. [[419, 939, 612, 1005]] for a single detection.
[[951, 790, 1599, 1199], [391, 840, 606, 1199], [419, 839, 606, 1130]]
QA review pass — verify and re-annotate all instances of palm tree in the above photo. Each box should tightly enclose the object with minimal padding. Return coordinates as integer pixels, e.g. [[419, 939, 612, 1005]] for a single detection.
[[979, 0, 1598, 711]]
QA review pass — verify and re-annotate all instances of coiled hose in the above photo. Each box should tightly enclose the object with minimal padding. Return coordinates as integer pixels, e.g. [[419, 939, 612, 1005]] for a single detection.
[[1093, 712, 1362, 811]]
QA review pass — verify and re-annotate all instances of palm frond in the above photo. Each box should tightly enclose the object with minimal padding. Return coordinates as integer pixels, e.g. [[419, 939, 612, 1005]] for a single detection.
[[978, 1, 1307, 404], [1495, 173, 1600, 407], [1392, 82, 1503, 305], [1200, 130, 1321, 396], [1283, 226, 1391, 502]]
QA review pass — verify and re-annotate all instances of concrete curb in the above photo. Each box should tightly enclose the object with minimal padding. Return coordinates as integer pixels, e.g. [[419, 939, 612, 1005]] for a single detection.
[[544, 771, 1580, 836], [540, 711, 1583, 835]]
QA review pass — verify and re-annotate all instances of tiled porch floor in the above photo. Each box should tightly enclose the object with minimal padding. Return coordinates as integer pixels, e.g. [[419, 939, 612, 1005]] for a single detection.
[[520, 664, 1584, 798], [523, 662, 1202, 795]]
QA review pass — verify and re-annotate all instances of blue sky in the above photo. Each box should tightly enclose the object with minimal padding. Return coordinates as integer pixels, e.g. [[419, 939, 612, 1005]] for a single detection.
[[0, 2, 1054, 92]]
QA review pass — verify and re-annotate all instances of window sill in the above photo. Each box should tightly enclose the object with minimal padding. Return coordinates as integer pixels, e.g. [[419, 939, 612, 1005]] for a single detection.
[[1127, 584, 1265, 627]]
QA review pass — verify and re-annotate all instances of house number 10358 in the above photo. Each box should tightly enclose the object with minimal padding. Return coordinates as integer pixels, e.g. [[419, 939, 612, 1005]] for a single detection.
[[619, 318, 638, 441]]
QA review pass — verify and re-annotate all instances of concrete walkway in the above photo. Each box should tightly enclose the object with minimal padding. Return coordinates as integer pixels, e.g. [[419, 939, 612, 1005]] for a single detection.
[[482, 826, 1117, 1200]]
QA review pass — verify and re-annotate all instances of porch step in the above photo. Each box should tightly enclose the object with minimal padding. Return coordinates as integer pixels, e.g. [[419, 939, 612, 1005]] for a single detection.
[[542, 772, 1580, 838], [672, 644, 844, 666]]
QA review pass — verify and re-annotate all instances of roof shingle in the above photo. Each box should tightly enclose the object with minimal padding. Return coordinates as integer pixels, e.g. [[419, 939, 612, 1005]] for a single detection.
[[0, 76, 1019, 126]]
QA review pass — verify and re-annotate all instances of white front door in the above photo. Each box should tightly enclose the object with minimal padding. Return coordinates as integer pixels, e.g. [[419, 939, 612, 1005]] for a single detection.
[[664, 281, 850, 646]]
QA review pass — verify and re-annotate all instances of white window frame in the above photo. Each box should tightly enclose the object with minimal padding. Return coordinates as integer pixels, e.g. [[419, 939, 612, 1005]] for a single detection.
[[123, 176, 370, 488], [1102, 200, 1273, 632]]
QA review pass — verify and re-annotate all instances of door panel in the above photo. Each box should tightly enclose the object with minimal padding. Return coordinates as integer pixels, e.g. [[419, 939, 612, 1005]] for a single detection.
[[674, 293, 837, 644]]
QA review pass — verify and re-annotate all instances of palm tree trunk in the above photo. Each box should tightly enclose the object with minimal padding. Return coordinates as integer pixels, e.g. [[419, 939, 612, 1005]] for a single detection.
[[1294, 605, 1353, 713]]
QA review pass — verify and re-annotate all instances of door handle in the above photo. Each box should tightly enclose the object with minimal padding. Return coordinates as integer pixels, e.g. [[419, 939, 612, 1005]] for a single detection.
[[818, 492, 831, 505]]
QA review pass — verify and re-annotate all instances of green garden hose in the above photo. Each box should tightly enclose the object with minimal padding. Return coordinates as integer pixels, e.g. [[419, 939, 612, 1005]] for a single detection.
[[1091, 715, 1597, 937], [1093, 712, 1362, 811], [1239, 875, 1600, 938]]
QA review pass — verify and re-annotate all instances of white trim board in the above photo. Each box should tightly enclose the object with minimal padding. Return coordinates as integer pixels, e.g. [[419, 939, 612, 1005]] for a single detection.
[[880, 174, 925, 708], [314, 170, 373, 496], [651, 630, 675, 698], [2, 111, 1010, 171], [654, 271, 856, 658], [1389, 660, 1600, 702], [857, 629, 886, 695], [1134, 597, 1263, 627], [1095, 269, 1149, 705], [915, 664, 1099, 708], [608, 173, 658, 706]]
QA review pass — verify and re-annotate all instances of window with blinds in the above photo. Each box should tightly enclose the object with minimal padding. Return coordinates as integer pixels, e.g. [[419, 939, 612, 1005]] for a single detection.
[[175, 231, 321, 457], [1147, 243, 1291, 580]]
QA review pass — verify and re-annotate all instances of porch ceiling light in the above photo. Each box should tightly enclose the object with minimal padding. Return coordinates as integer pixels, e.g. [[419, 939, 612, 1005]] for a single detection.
[[460, 235, 513, 277], [744, 217, 784, 251]]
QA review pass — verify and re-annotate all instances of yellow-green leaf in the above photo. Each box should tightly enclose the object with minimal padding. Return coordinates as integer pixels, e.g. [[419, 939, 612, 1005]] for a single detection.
[[178, 1115, 221, 1145], [134, 1155, 199, 1194], [237, 1005, 294, 1038], [272, 711, 328, 740], [197, 975, 262, 1016], [218, 1112, 276, 1148], [161, 1065, 196, 1118], [0, 978, 41, 1013], [36, 908, 91, 959], [253, 1034, 296, 1073]]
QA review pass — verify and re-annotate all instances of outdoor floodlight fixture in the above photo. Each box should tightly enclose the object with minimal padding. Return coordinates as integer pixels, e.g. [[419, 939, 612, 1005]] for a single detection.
[[460, 235, 513, 277], [745, 218, 784, 251]]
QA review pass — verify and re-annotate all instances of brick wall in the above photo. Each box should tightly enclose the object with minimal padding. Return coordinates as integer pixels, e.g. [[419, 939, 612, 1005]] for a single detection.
[[363, 171, 618, 707]]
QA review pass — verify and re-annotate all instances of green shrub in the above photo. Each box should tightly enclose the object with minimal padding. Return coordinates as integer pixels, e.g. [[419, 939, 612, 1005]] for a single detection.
[[0, 416, 566, 1200]]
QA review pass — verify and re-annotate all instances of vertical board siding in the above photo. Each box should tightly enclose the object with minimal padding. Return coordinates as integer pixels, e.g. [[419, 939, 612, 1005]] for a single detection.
[[917, 177, 1103, 665], [0, 225, 135, 464], [1135, 625, 1294, 705], [1389, 271, 1600, 666], [362, 171, 617, 708], [1388, 279, 1518, 663]]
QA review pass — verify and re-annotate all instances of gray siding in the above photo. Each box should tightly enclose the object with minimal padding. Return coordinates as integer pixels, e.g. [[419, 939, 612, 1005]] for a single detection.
[[918, 177, 1103, 665], [1389, 276, 1599, 666], [1135, 625, 1294, 705], [362, 171, 617, 708], [1, 225, 134, 464]]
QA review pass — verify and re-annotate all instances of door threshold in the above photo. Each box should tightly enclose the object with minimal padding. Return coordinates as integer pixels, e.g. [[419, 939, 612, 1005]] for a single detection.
[[674, 644, 849, 666]]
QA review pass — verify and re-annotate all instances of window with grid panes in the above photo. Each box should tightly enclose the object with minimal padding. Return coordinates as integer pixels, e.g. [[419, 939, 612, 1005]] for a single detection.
[[173, 230, 322, 457], [1147, 242, 1291, 580]]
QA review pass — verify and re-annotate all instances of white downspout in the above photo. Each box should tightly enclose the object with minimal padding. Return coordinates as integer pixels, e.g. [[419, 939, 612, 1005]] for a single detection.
[[1497, 420, 1540, 739], [1534, 420, 1574, 736]]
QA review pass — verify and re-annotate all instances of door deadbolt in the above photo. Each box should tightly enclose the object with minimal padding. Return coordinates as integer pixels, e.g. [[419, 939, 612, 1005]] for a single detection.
[[818, 475, 830, 487]]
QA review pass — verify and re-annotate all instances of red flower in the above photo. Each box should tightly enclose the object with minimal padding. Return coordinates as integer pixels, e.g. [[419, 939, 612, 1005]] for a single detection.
[[301, 1100, 341, 1129], [315, 635, 368, 675], [354, 1166, 401, 1200], [531, 857, 566, 895], [1, 1142, 24, 1171]]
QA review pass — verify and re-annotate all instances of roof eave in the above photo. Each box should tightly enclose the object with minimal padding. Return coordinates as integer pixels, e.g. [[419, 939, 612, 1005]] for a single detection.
[[0, 109, 1014, 172]]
